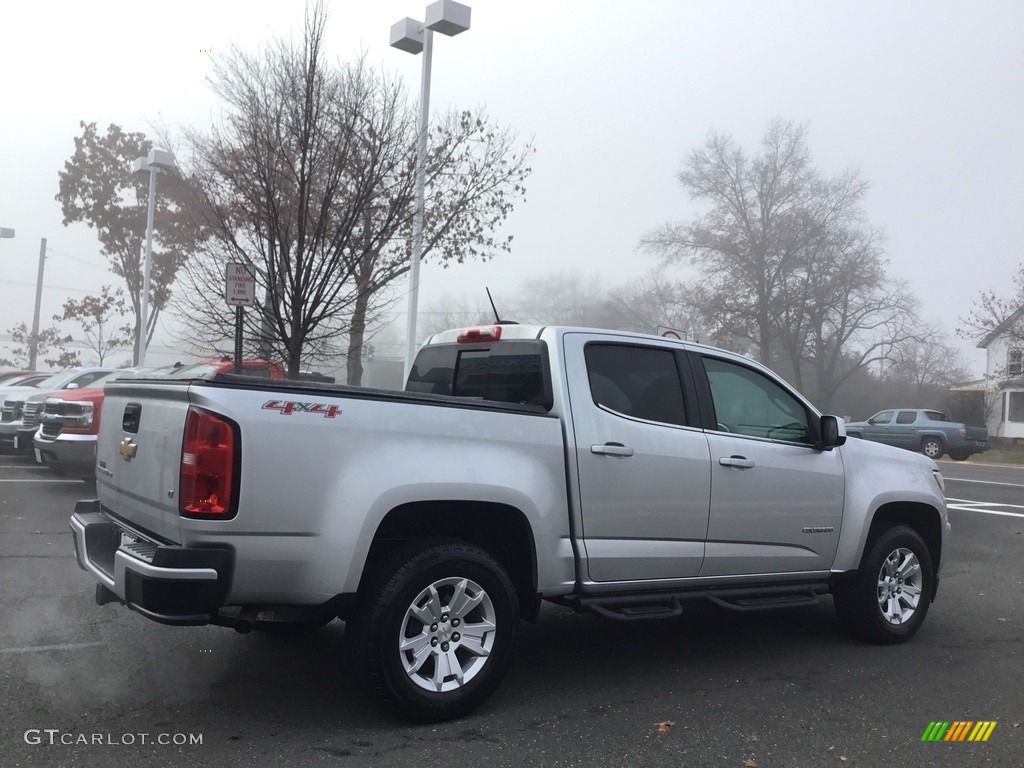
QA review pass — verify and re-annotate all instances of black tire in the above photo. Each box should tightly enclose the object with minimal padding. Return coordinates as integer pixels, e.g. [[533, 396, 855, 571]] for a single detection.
[[834, 525, 933, 644], [948, 451, 969, 461], [345, 540, 519, 723], [921, 437, 944, 460]]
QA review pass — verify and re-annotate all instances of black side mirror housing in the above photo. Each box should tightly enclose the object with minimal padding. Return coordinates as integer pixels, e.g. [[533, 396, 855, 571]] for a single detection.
[[818, 415, 847, 449]]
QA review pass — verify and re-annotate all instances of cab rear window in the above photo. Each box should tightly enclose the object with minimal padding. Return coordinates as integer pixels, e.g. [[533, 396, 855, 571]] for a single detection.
[[407, 341, 550, 409]]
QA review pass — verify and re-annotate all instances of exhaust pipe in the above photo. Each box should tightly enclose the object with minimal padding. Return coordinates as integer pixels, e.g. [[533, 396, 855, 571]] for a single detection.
[[233, 607, 257, 634]]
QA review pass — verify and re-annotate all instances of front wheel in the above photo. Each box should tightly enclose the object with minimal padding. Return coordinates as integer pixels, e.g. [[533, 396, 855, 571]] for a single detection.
[[346, 541, 519, 722], [834, 525, 934, 644], [921, 437, 944, 460]]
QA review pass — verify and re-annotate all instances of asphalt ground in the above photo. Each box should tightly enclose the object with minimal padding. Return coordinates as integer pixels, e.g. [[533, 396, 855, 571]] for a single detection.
[[1, 453, 1021, 768]]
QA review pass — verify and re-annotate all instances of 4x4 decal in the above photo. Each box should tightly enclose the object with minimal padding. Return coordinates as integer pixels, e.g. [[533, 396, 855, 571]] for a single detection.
[[262, 400, 340, 419]]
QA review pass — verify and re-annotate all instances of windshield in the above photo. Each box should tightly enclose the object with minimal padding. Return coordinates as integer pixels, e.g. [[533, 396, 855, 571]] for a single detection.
[[27, 370, 85, 391]]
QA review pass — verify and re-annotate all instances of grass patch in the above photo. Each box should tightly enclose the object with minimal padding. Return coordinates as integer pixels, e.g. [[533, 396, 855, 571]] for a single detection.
[[966, 449, 1024, 465]]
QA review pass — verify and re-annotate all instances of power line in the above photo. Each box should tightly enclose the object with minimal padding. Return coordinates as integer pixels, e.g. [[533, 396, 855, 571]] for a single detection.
[[46, 247, 111, 272], [0, 278, 95, 294]]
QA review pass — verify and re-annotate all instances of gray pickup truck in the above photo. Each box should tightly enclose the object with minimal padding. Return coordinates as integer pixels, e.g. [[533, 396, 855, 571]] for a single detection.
[[844, 408, 988, 461], [69, 325, 949, 722]]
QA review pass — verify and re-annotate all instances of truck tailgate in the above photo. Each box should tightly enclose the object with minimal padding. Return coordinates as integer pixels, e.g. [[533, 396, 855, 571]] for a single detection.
[[95, 381, 193, 543]]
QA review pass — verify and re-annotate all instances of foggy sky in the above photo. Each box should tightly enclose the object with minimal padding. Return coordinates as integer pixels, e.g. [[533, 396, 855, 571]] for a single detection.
[[1, 0, 1021, 374]]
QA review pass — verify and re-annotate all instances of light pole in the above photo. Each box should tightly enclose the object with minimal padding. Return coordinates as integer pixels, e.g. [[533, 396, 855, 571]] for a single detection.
[[391, 0, 471, 380], [131, 148, 176, 367]]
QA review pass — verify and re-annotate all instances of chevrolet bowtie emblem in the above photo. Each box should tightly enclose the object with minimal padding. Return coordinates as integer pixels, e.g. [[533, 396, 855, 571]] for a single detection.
[[119, 437, 138, 461]]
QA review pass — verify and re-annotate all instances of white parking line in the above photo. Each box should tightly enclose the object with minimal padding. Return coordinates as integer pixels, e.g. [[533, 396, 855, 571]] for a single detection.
[[945, 497, 1024, 518], [0, 464, 48, 470], [943, 476, 1024, 489], [0, 641, 105, 655]]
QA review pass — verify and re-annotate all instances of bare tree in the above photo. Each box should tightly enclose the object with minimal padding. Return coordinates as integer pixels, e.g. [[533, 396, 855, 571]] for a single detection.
[[602, 269, 704, 337], [174, 3, 531, 381], [959, 263, 1024, 352], [642, 118, 921, 408], [887, 330, 973, 392]]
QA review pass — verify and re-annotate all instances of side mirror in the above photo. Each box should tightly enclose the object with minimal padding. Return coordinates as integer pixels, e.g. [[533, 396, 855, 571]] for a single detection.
[[819, 415, 847, 449], [65, 383, 79, 390]]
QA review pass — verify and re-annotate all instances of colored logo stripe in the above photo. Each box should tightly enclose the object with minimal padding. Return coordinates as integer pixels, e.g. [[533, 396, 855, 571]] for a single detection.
[[945, 721, 972, 741], [969, 722, 997, 742], [921, 721, 996, 742]]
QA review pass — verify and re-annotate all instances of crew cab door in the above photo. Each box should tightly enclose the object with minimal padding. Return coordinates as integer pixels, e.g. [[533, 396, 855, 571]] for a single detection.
[[891, 410, 920, 448], [863, 410, 896, 444], [692, 353, 845, 576], [563, 334, 711, 582]]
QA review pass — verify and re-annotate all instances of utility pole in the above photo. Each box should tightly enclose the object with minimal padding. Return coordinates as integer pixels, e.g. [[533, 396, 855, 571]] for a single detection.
[[29, 237, 46, 370]]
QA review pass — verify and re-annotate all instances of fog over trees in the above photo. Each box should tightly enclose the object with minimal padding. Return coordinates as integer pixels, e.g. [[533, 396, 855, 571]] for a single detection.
[[171, 3, 531, 381]]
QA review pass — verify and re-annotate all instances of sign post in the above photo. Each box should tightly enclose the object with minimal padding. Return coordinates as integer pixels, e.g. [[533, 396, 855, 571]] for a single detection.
[[225, 262, 256, 374]]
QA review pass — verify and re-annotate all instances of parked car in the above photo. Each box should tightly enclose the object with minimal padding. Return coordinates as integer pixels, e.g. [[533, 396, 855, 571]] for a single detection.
[[0, 367, 115, 452], [0, 370, 47, 387], [70, 324, 948, 722], [34, 360, 279, 477], [0, 372, 53, 400], [844, 408, 988, 460], [32, 369, 131, 477]]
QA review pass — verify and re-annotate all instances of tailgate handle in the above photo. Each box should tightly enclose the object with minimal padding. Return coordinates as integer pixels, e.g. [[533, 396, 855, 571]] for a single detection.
[[122, 403, 142, 433]]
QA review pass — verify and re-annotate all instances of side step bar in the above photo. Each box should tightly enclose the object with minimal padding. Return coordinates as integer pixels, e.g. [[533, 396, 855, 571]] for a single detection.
[[570, 583, 828, 622]]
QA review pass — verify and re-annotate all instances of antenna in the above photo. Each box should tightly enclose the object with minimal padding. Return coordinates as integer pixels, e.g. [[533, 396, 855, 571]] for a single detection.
[[485, 287, 518, 325], [486, 287, 501, 324]]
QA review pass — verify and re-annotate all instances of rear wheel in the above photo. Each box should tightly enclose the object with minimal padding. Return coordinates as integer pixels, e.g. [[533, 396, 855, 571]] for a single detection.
[[346, 541, 519, 722], [834, 525, 933, 644], [921, 437, 944, 460], [948, 451, 969, 461]]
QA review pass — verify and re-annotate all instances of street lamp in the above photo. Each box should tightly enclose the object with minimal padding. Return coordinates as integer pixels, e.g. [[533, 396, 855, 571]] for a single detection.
[[131, 148, 176, 367], [391, 0, 471, 380]]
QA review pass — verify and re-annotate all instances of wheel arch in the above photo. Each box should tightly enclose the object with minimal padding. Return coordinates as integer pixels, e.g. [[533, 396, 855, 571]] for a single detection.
[[863, 501, 943, 594], [360, 500, 539, 621]]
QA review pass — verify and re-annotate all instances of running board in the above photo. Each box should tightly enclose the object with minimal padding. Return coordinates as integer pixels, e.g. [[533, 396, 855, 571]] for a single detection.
[[573, 583, 828, 622]]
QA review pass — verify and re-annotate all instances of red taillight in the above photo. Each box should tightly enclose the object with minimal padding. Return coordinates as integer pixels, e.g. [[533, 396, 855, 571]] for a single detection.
[[179, 407, 238, 518], [457, 325, 502, 343]]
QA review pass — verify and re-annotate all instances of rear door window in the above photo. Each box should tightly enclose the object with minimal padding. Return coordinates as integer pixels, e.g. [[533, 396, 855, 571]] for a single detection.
[[583, 343, 687, 426], [896, 411, 917, 424]]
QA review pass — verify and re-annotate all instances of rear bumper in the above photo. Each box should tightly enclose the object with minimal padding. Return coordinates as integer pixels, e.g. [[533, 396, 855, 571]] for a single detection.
[[69, 499, 233, 626]]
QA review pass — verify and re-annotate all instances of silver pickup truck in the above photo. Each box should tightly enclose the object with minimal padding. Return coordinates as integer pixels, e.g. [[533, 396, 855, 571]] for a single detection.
[[69, 325, 949, 722]]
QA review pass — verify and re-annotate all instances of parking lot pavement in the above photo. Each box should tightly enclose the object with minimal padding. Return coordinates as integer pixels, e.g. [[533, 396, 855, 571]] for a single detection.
[[1, 453, 1022, 768]]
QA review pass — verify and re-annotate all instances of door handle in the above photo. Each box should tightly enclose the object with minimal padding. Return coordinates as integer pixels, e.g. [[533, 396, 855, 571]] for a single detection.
[[719, 455, 755, 469], [591, 443, 634, 457]]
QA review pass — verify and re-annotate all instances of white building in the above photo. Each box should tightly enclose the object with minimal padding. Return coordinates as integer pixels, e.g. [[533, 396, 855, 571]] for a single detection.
[[976, 307, 1024, 439]]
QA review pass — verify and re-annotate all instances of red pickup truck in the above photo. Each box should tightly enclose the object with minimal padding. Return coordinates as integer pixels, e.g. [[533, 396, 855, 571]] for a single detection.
[[34, 359, 286, 478]]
